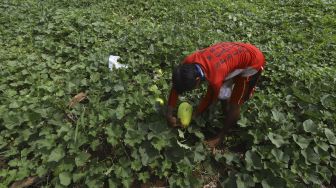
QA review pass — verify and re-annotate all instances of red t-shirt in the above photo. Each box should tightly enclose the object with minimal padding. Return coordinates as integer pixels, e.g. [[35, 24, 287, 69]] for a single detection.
[[168, 42, 265, 114]]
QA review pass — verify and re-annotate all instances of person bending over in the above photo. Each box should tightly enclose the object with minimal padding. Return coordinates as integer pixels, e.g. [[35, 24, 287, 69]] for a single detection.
[[166, 42, 266, 148]]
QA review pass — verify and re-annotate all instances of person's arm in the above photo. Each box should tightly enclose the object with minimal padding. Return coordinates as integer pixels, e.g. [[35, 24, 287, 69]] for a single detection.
[[166, 88, 180, 127], [194, 85, 214, 116]]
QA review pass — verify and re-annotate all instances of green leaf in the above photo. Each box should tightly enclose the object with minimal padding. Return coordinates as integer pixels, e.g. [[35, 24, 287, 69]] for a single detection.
[[317, 166, 333, 184], [149, 84, 160, 95], [73, 172, 86, 183], [238, 116, 249, 127], [115, 105, 125, 120], [115, 166, 129, 178], [113, 84, 124, 91], [261, 176, 286, 188], [245, 150, 262, 170], [248, 129, 264, 144], [152, 137, 167, 151], [293, 135, 311, 149], [124, 129, 144, 146], [131, 160, 142, 171], [139, 147, 149, 166], [48, 147, 65, 162], [271, 109, 285, 122], [177, 140, 191, 150], [303, 119, 318, 133], [301, 148, 320, 164], [75, 152, 90, 167], [220, 173, 237, 188], [236, 173, 255, 188], [178, 129, 185, 138], [149, 122, 169, 133], [59, 172, 72, 186], [321, 94, 335, 109], [316, 140, 329, 151], [139, 141, 160, 165], [108, 177, 119, 188], [331, 146, 336, 158], [162, 159, 172, 171], [138, 172, 150, 183], [193, 130, 204, 139], [268, 133, 286, 148], [55, 159, 74, 173], [324, 128, 336, 145], [193, 144, 205, 162], [36, 166, 48, 177], [271, 148, 289, 163], [9, 101, 20, 109], [165, 143, 186, 162], [106, 125, 123, 146], [224, 152, 240, 165]]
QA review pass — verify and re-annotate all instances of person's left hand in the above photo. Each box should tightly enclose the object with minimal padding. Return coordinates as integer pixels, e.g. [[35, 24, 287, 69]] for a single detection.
[[204, 137, 221, 149], [167, 115, 182, 128]]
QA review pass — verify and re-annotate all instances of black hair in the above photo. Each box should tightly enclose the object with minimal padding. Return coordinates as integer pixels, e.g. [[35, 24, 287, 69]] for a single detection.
[[172, 64, 198, 94]]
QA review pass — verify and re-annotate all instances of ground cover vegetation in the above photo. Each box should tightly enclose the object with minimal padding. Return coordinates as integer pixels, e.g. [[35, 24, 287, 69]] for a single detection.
[[0, 0, 335, 187]]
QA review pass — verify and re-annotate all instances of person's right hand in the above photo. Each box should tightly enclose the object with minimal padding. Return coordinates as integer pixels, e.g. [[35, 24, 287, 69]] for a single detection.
[[166, 115, 181, 128]]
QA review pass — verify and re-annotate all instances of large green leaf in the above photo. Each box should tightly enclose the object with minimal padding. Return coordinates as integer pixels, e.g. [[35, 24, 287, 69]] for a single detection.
[[245, 150, 263, 170], [302, 119, 318, 133], [236, 173, 255, 188], [324, 128, 336, 145], [48, 147, 65, 162], [223, 152, 240, 165], [261, 176, 286, 188], [220, 173, 237, 188], [268, 133, 286, 148], [321, 94, 335, 110], [193, 143, 205, 162], [271, 148, 289, 164], [106, 125, 123, 146], [59, 172, 72, 186], [301, 148, 320, 165], [75, 152, 90, 167], [271, 109, 285, 122], [292, 135, 311, 149]]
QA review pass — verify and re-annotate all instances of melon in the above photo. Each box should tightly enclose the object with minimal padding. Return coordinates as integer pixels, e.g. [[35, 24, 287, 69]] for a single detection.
[[177, 102, 193, 128]]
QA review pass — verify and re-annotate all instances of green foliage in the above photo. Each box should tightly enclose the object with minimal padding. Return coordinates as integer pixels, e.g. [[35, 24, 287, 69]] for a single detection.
[[0, 0, 335, 187]]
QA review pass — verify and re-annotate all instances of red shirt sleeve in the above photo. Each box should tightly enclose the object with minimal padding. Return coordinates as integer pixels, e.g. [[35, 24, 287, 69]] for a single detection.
[[167, 88, 178, 108]]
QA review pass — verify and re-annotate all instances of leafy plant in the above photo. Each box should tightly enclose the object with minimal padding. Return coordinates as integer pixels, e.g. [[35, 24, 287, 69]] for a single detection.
[[0, 0, 335, 187]]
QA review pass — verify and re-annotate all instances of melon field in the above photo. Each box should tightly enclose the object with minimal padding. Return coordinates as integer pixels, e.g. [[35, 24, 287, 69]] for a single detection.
[[1, 0, 336, 187]]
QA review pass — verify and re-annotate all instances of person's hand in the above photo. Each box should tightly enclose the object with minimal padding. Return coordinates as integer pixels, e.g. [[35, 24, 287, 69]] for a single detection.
[[166, 115, 181, 128], [166, 106, 181, 128], [204, 137, 221, 149]]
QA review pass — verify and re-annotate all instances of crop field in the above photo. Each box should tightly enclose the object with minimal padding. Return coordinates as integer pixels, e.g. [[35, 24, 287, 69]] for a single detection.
[[1, 0, 336, 187]]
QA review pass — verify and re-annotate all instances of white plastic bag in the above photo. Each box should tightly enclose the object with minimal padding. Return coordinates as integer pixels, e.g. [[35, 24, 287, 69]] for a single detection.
[[108, 55, 128, 70]]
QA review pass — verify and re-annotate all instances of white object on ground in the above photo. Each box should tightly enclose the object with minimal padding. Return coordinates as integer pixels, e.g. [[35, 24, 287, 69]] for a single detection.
[[108, 55, 128, 70]]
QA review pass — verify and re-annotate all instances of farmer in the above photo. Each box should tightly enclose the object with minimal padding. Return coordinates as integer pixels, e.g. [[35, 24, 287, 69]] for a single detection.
[[166, 42, 265, 148]]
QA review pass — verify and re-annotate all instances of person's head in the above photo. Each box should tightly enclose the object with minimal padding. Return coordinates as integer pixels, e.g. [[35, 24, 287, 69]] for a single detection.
[[172, 64, 201, 94]]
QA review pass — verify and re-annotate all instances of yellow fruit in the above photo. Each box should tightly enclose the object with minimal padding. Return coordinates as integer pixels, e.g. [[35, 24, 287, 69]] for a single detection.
[[177, 102, 193, 128], [155, 98, 164, 106]]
